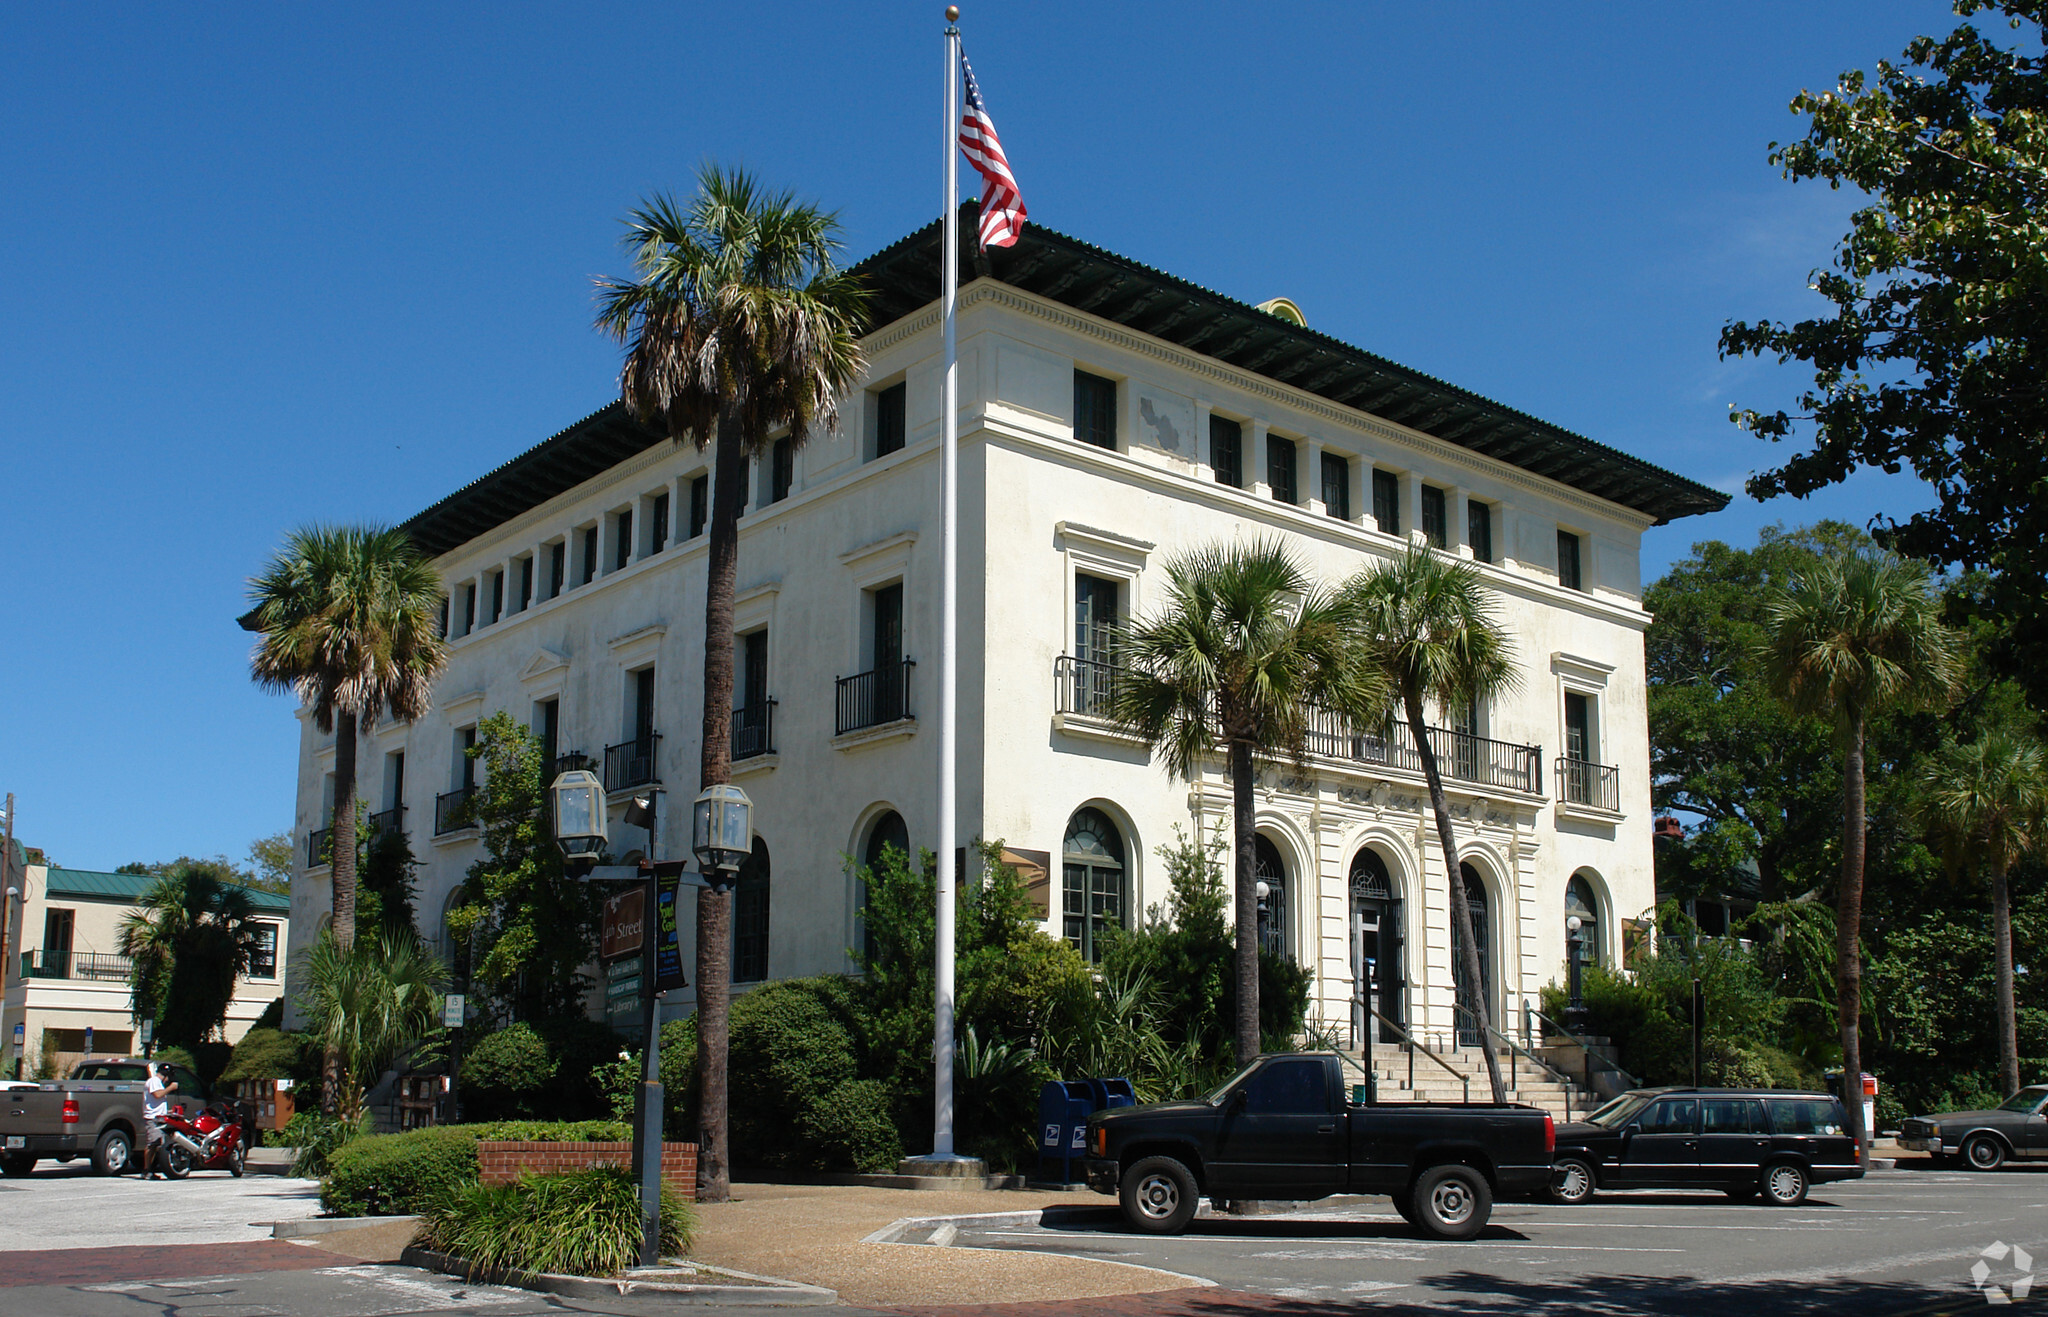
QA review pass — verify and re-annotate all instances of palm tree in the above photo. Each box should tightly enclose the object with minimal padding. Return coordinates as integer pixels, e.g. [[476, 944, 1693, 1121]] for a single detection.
[[1917, 728, 2045, 1096], [1342, 545, 1518, 1104], [1110, 540, 1382, 1065], [297, 930, 450, 1120], [1762, 545, 1961, 1160], [248, 524, 447, 1115], [594, 164, 868, 1201], [120, 865, 264, 1050]]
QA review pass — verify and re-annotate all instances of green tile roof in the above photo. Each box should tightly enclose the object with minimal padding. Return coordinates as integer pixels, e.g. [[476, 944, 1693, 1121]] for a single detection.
[[45, 868, 291, 914]]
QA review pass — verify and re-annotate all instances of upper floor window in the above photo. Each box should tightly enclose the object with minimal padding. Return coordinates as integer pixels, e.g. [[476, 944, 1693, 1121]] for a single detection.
[[548, 541, 566, 597], [769, 437, 794, 504], [1372, 469, 1401, 535], [463, 583, 477, 633], [1557, 529, 1584, 591], [250, 923, 279, 979], [1075, 574, 1119, 666], [651, 491, 670, 552], [581, 526, 598, 585], [536, 697, 561, 769], [733, 839, 771, 984], [488, 570, 505, 625], [613, 510, 634, 573], [436, 596, 450, 639], [1073, 370, 1117, 450], [689, 475, 709, 539], [1267, 435, 1298, 505], [515, 555, 534, 613], [1421, 485, 1448, 549], [1210, 415, 1243, 488], [1320, 451, 1350, 520], [1468, 501, 1494, 564], [873, 381, 907, 458]]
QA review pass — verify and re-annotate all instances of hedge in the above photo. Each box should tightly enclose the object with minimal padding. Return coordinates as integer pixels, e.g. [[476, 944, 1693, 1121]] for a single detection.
[[416, 1166, 694, 1276], [321, 1120, 631, 1216]]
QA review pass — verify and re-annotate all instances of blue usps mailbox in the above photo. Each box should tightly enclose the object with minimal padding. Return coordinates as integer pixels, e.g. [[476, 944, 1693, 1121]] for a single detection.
[[1036, 1080, 1094, 1185]]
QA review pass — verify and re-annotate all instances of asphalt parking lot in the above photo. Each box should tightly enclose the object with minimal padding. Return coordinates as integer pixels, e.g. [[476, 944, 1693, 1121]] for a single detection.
[[0, 1158, 322, 1251], [943, 1165, 2048, 1315]]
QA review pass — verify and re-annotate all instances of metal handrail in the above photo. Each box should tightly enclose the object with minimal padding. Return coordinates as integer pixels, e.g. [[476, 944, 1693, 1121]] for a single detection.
[[1054, 655, 1118, 718], [1527, 1003, 1640, 1092], [1555, 756, 1620, 811], [1368, 1006, 1468, 1104], [1453, 1002, 1582, 1119]]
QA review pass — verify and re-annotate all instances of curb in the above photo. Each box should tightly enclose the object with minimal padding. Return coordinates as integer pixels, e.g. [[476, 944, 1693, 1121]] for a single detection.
[[268, 1215, 421, 1239], [862, 1204, 1123, 1245], [400, 1246, 840, 1306]]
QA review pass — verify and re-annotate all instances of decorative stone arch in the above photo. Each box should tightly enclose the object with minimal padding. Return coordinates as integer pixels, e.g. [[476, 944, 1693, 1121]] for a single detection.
[[1252, 810, 1315, 963], [847, 803, 910, 970], [1566, 866, 1612, 968], [1343, 827, 1418, 1038]]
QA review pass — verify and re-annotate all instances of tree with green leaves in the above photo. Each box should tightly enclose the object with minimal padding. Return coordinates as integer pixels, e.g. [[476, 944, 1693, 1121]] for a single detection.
[[1762, 544, 1962, 1159], [1917, 727, 2046, 1094], [446, 711, 601, 1024], [247, 525, 448, 953], [297, 930, 448, 1120], [247, 833, 295, 894], [1342, 545, 1518, 1104], [1110, 539, 1380, 1066], [1720, 0, 2048, 709], [594, 165, 868, 1202], [119, 865, 265, 1050]]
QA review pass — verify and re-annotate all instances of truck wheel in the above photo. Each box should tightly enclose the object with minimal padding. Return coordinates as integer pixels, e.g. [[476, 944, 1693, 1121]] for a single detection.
[[1120, 1155, 1199, 1235], [1963, 1135, 2007, 1172], [0, 1154, 33, 1176], [1550, 1158, 1595, 1205], [1760, 1161, 1808, 1206], [1411, 1164, 1492, 1241], [93, 1128, 132, 1176]]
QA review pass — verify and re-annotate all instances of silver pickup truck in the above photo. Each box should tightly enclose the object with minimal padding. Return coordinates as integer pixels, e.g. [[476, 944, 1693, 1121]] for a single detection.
[[2, 1056, 214, 1176]]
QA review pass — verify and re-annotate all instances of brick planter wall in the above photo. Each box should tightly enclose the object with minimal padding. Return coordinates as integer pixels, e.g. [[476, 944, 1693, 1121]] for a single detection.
[[476, 1141, 698, 1199]]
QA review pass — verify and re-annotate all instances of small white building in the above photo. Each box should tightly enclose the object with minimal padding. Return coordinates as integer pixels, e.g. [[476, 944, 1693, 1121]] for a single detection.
[[2, 862, 290, 1077], [281, 218, 1723, 1043]]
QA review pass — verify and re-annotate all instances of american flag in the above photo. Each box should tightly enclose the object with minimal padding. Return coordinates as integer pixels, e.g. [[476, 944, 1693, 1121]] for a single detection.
[[958, 51, 1026, 249]]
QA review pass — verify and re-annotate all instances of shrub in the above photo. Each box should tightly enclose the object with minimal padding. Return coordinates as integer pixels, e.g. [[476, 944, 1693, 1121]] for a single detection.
[[803, 1079, 903, 1173], [321, 1121, 633, 1216], [461, 1018, 622, 1121], [416, 1166, 694, 1277], [220, 1029, 306, 1083], [285, 1111, 371, 1177], [728, 978, 863, 1170]]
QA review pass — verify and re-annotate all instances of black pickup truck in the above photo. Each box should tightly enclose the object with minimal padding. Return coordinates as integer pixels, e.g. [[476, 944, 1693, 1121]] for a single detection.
[[1082, 1051, 1555, 1239]]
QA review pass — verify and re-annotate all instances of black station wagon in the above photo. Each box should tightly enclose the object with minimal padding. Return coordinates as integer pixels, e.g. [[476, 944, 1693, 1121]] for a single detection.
[[1549, 1087, 1863, 1207]]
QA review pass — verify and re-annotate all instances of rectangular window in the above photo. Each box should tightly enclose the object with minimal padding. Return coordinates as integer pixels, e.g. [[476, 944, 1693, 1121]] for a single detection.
[[1073, 370, 1117, 450], [549, 542, 566, 597], [581, 527, 598, 584], [386, 750, 406, 811], [537, 697, 560, 769], [1468, 501, 1494, 564], [488, 570, 504, 624], [770, 437, 793, 504], [874, 381, 907, 457], [741, 630, 768, 714], [459, 725, 478, 790], [872, 583, 904, 672], [1421, 485, 1448, 548], [1074, 574, 1119, 665], [1266, 435, 1297, 504], [1564, 691, 1593, 763], [1373, 469, 1401, 535], [250, 924, 279, 979], [651, 492, 670, 552], [732, 871, 769, 984], [1320, 451, 1350, 519], [463, 583, 476, 633], [1210, 415, 1242, 487], [43, 907, 74, 958], [517, 556, 534, 612], [1558, 529, 1584, 591], [633, 668, 657, 747], [614, 511, 633, 572], [436, 596, 449, 639], [689, 475, 709, 539]]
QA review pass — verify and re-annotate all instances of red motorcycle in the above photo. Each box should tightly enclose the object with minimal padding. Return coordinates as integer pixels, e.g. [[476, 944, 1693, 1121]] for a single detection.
[[160, 1100, 248, 1178]]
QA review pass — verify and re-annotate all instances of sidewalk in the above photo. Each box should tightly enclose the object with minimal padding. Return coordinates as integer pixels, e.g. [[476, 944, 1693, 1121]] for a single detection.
[[684, 1182, 1203, 1309]]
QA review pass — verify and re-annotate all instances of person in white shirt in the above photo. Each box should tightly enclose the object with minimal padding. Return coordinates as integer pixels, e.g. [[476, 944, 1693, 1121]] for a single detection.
[[139, 1062, 176, 1180]]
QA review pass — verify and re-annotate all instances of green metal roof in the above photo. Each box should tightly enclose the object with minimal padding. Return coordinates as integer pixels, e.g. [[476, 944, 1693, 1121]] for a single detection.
[[45, 868, 292, 914], [383, 206, 1726, 561]]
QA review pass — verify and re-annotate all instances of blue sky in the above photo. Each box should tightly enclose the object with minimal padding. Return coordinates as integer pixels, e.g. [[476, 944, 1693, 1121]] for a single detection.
[[0, 2, 1950, 870]]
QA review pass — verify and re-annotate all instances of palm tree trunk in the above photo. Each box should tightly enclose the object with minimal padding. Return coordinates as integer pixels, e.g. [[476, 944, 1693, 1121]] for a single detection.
[[1837, 710, 1869, 1167], [1992, 855, 2019, 1096], [1406, 692, 1506, 1105], [1230, 739, 1261, 1067], [693, 418, 747, 1204], [322, 710, 359, 1118]]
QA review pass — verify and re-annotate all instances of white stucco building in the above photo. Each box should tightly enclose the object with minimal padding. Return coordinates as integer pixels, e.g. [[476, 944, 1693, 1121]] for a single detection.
[[280, 217, 1724, 1044]]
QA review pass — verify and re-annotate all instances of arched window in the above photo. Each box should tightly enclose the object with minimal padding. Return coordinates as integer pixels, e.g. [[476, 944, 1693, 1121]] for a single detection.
[[733, 839, 771, 984], [1350, 848, 1404, 1033], [1062, 808, 1127, 962], [856, 811, 909, 966], [1566, 874, 1602, 970], [1450, 863, 1492, 1042], [1254, 835, 1288, 958]]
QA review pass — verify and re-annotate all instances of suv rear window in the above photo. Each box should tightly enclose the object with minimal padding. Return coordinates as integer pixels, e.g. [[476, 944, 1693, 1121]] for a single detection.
[[1768, 1099, 1845, 1135]]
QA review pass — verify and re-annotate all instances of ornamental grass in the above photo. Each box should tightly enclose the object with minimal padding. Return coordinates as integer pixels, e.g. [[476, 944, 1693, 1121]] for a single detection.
[[415, 1165, 694, 1278]]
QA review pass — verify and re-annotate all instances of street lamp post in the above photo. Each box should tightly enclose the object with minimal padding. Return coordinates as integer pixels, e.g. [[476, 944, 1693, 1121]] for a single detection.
[[1565, 915, 1588, 1035]]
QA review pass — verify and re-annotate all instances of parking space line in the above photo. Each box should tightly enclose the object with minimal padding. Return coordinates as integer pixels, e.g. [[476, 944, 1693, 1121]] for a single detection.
[[968, 1229, 1685, 1253]]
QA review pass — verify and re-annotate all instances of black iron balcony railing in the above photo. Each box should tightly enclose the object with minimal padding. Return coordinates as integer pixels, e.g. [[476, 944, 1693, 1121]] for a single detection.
[[1557, 756, 1621, 811], [22, 949, 132, 981], [307, 827, 333, 867], [368, 806, 405, 838], [605, 734, 661, 792], [1303, 707, 1544, 794], [1053, 655, 1119, 719], [836, 660, 915, 735], [544, 751, 592, 782], [435, 785, 477, 835], [732, 700, 777, 760]]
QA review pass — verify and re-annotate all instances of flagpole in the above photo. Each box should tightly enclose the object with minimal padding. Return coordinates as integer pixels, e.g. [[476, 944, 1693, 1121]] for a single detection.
[[934, 2, 962, 1162]]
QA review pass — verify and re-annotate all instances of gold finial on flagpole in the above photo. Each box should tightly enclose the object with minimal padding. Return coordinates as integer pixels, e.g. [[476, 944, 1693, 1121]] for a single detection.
[[946, 6, 959, 21]]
